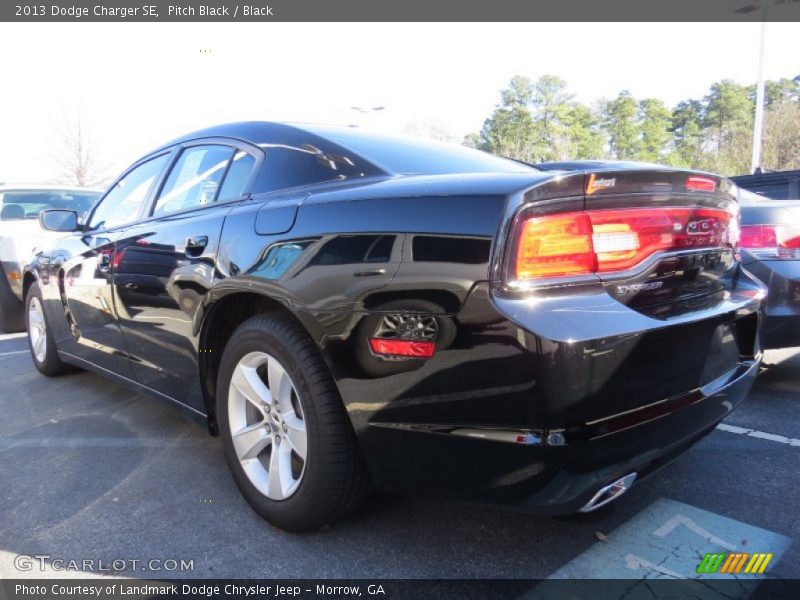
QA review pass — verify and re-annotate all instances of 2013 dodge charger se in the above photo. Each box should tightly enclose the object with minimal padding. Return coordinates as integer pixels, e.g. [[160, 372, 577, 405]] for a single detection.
[[24, 123, 764, 531]]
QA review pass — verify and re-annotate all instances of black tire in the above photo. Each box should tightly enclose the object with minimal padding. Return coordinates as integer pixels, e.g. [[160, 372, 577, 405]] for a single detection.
[[354, 299, 456, 377], [216, 312, 370, 532], [25, 282, 73, 377], [0, 265, 25, 333]]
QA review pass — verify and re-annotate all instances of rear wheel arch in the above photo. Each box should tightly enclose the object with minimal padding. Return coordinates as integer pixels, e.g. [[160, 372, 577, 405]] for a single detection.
[[362, 288, 462, 313], [198, 290, 326, 434]]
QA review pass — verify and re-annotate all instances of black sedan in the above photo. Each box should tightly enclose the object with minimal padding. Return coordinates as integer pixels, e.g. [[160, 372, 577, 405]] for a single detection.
[[739, 188, 800, 349], [24, 124, 763, 531]]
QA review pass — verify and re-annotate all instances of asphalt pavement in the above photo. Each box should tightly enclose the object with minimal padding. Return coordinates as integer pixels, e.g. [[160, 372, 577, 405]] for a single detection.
[[0, 332, 797, 581]]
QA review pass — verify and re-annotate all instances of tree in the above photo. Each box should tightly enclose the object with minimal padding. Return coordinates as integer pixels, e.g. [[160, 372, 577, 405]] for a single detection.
[[404, 120, 458, 143], [762, 76, 800, 108], [636, 98, 672, 162], [762, 101, 800, 171], [564, 103, 605, 159], [602, 91, 639, 159], [53, 111, 108, 187], [700, 81, 753, 174], [669, 99, 705, 168], [530, 75, 573, 161], [475, 76, 540, 163]]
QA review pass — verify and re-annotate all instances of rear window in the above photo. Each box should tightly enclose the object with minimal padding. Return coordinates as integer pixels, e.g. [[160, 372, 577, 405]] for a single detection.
[[306, 129, 535, 176], [742, 180, 792, 200], [0, 189, 99, 221]]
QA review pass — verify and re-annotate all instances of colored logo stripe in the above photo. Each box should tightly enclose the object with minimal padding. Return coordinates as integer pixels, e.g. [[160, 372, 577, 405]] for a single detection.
[[696, 553, 725, 573], [697, 552, 773, 574]]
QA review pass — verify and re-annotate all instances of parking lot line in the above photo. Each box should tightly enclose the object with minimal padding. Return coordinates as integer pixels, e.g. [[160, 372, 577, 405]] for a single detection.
[[0, 437, 210, 450], [0, 332, 27, 341], [717, 423, 800, 447], [0, 350, 29, 357]]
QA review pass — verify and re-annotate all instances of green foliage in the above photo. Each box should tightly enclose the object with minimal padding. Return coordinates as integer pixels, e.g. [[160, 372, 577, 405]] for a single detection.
[[602, 91, 639, 160], [565, 103, 604, 159], [637, 98, 672, 162], [466, 73, 800, 176]]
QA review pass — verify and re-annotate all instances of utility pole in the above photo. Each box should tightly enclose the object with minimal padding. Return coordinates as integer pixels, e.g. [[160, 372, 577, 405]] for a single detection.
[[750, 19, 767, 173]]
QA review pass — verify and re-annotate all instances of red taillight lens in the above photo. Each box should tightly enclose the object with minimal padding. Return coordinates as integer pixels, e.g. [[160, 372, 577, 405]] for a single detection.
[[369, 338, 435, 358], [512, 207, 736, 282], [740, 224, 800, 259], [740, 225, 778, 248]]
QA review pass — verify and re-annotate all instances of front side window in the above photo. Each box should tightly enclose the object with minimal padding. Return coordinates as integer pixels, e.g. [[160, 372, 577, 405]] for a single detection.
[[152, 145, 233, 217], [88, 154, 170, 230]]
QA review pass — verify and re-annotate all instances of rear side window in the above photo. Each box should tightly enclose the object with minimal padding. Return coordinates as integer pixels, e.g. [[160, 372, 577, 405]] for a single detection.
[[218, 150, 256, 200], [413, 235, 491, 264], [88, 154, 170, 230], [153, 145, 233, 217]]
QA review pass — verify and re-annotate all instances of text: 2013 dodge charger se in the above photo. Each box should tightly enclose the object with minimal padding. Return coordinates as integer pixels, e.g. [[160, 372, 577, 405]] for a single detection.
[[25, 123, 764, 531]]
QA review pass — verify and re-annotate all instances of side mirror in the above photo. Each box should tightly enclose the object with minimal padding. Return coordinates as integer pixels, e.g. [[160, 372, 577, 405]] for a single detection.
[[39, 209, 80, 232]]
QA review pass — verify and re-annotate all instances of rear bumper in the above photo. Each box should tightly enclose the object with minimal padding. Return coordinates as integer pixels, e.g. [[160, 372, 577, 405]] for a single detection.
[[523, 358, 758, 514], [332, 272, 764, 513], [354, 356, 758, 513]]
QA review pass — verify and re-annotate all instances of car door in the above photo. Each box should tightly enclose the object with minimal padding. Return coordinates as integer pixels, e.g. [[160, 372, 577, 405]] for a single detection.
[[113, 141, 261, 412], [58, 152, 173, 376]]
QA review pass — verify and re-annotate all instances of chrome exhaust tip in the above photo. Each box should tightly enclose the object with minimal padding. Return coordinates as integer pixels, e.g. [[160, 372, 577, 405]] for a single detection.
[[579, 472, 637, 513]]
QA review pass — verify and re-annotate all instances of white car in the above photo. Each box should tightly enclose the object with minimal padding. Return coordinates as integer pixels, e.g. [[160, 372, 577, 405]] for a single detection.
[[0, 184, 101, 331]]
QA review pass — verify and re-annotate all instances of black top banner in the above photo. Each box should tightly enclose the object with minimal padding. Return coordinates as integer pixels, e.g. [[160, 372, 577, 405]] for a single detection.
[[4, 0, 800, 22]]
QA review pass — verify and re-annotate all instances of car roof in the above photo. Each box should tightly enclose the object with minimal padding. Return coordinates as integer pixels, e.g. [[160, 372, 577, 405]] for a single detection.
[[150, 121, 538, 179], [739, 187, 800, 209]]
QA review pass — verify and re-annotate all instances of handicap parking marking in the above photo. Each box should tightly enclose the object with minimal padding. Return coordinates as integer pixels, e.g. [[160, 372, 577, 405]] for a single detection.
[[544, 498, 790, 581]]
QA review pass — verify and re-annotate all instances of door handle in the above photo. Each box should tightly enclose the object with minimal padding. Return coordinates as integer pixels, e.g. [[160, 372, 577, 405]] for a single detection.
[[185, 236, 208, 256], [353, 268, 386, 277]]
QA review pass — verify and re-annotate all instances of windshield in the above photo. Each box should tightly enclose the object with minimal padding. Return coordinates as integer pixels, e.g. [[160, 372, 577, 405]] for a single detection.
[[0, 189, 100, 221]]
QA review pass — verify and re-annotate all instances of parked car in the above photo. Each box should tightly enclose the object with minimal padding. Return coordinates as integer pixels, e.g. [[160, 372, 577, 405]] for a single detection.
[[24, 123, 763, 531], [739, 188, 800, 349], [731, 168, 800, 200], [0, 184, 100, 332]]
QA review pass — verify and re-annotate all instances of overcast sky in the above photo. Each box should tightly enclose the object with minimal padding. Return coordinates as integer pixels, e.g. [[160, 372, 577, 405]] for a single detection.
[[1, 22, 798, 184]]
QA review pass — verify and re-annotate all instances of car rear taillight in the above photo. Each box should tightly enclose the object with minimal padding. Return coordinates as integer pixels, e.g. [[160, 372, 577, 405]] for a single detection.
[[685, 176, 717, 192], [510, 207, 737, 283], [740, 224, 800, 259]]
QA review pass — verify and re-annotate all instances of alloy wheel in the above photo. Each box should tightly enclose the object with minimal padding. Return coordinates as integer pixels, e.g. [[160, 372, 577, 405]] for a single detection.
[[28, 296, 47, 363], [227, 351, 307, 500]]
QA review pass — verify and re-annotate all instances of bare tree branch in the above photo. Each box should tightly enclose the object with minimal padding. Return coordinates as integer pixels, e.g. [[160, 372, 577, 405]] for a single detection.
[[51, 109, 110, 188]]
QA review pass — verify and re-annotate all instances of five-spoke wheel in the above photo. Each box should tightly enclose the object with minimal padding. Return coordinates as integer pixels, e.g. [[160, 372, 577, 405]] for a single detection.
[[228, 351, 307, 500], [217, 313, 369, 531]]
